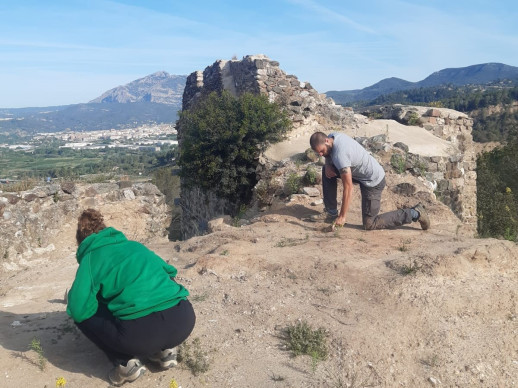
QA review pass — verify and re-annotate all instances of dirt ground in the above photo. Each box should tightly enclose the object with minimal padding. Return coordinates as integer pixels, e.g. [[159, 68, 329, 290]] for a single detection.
[[1, 181, 517, 388]]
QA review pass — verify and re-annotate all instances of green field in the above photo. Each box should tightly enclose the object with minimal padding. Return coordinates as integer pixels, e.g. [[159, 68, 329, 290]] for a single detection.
[[0, 145, 176, 180]]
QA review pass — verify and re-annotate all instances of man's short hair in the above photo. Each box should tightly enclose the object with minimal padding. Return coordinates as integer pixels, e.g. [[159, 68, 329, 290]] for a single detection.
[[310, 132, 328, 150]]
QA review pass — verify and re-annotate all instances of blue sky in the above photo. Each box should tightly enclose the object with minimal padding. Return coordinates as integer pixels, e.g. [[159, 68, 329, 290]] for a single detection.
[[1, 0, 517, 108]]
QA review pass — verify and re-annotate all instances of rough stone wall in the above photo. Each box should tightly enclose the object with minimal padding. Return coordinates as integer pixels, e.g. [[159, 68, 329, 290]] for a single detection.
[[364, 105, 477, 225], [0, 182, 170, 272], [181, 54, 356, 126], [179, 54, 359, 239]]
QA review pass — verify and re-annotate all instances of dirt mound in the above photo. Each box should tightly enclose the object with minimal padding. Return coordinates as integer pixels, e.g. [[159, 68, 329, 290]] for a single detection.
[[1, 193, 517, 387]]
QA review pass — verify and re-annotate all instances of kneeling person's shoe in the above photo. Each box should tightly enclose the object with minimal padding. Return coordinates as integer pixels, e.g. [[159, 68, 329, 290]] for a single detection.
[[413, 203, 430, 230], [308, 211, 337, 223], [149, 347, 178, 369], [108, 359, 146, 386]]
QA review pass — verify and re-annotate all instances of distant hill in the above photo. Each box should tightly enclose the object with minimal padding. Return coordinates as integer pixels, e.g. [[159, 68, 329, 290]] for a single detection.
[[0, 102, 178, 133], [0, 72, 187, 134], [90, 71, 186, 105], [326, 63, 518, 105], [326, 77, 414, 105]]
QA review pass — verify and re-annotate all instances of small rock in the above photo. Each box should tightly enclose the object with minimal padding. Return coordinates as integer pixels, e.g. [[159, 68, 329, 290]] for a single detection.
[[10, 321, 22, 327], [305, 148, 319, 162], [122, 189, 135, 200], [302, 187, 320, 197], [311, 199, 323, 206], [428, 376, 441, 386]]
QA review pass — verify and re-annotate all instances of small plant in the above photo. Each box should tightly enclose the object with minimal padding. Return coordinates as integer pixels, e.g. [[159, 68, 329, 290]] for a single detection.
[[317, 287, 332, 296], [504, 227, 517, 242], [386, 260, 419, 276], [390, 153, 407, 174], [399, 263, 418, 275], [420, 354, 440, 368], [270, 373, 285, 382], [232, 205, 247, 227], [53, 192, 60, 203], [303, 165, 317, 185], [285, 172, 301, 195], [406, 111, 421, 126], [275, 235, 309, 247], [178, 338, 210, 376], [191, 292, 209, 303], [397, 238, 411, 252], [283, 321, 328, 361], [29, 337, 46, 371], [220, 249, 229, 256], [2, 179, 38, 192], [55, 377, 66, 387], [169, 378, 179, 388]]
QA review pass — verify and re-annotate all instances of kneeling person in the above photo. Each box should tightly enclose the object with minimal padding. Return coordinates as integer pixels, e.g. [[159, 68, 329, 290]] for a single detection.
[[309, 131, 430, 230], [67, 209, 196, 386]]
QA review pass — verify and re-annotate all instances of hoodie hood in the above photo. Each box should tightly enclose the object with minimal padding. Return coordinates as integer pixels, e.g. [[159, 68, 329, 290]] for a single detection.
[[76, 227, 128, 264]]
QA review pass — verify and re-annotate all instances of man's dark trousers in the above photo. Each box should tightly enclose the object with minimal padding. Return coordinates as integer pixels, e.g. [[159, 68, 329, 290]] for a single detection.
[[321, 165, 413, 230]]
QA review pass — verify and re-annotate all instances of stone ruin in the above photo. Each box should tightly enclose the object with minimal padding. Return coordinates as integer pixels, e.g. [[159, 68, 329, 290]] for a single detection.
[[0, 181, 169, 272], [361, 105, 477, 226], [178, 54, 478, 239]]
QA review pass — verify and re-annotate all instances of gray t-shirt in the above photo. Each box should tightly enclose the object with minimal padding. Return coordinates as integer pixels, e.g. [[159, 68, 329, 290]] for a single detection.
[[328, 132, 385, 187]]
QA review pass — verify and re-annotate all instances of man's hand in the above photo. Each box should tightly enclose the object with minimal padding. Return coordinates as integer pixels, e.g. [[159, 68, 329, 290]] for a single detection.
[[325, 164, 337, 179], [332, 215, 347, 230]]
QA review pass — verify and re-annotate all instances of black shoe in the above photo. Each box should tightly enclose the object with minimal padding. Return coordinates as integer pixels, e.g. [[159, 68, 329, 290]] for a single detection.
[[413, 203, 430, 230]]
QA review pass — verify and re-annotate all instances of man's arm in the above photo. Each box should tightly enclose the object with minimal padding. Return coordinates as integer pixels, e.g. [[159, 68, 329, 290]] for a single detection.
[[334, 167, 353, 227]]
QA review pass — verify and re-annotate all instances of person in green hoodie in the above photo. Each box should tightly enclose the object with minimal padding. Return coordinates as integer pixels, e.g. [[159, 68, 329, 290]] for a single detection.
[[66, 209, 195, 386]]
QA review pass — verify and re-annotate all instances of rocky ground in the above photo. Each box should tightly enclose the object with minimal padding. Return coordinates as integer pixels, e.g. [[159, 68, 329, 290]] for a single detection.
[[1, 179, 517, 388]]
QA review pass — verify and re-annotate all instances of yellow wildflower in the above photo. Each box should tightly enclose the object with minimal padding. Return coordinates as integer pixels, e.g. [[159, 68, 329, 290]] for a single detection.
[[169, 379, 179, 388], [56, 377, 66, 387], [506, 187, 512, 194]]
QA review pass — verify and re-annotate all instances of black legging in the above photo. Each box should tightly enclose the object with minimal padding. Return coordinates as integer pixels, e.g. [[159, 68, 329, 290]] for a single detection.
[[76, 299, 196, 366]]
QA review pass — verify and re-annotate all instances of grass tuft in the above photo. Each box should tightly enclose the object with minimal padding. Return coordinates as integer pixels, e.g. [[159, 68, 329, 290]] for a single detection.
[[283, 321, 328, 361], [28, 337, 47, 371], [178, 338, 210, 376]]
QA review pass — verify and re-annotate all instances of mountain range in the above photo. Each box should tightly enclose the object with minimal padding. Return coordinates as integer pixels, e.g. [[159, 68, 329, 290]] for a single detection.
[[1, 63, 517, 134], [89, 71, 186, 105], [0, 72, 186, 134], [325, 63, 518, 105]]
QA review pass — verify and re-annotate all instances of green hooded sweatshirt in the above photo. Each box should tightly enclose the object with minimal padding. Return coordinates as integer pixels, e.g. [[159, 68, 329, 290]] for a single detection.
[[66, 227, 189, 323]]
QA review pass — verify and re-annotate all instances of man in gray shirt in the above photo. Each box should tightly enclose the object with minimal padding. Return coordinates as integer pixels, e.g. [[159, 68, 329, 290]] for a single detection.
[[309, 131, 430, 230]]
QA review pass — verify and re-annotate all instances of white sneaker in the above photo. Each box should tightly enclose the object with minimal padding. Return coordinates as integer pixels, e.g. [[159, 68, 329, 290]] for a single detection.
[[148, 347, 178, 369], [108, 359, 146, 386]]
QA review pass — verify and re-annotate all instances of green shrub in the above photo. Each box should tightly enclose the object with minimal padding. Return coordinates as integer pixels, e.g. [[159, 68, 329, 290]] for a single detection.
[[285, 172, 301, 195], [390, 153, 407, 174], [178, 91, 291, 212], [283, 321, 328, 361], [406, 112, 421, 126], [303, 165, 317, 185], [178, 338, 210, 376], [477, 140, 518, 240]]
